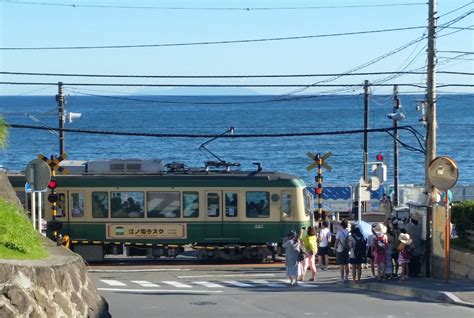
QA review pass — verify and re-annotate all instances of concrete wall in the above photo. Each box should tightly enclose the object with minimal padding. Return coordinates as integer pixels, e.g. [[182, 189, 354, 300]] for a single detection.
[[0, 237, 110, 318]]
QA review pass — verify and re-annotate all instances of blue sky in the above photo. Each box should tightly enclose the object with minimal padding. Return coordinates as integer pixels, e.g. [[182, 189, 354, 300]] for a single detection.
[[0, 0, 472, 95]]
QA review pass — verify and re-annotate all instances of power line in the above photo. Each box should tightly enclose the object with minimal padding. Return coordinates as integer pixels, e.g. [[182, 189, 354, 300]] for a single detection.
[[0, 81, 430, 88], [0, 1, 427, 10], [1, 70, 472, 78], [438, 1, 474, 18], [438, 50, 474, 55], [0, 26, 426, 50], [6, 123, 415, 138]]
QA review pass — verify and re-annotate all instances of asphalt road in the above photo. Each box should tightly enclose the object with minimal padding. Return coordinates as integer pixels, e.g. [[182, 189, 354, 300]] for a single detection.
[[90, 263, 474, 318]]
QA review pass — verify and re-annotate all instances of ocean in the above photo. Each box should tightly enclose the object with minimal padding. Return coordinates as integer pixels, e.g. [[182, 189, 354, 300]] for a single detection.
[[0, 94, 473, 187]]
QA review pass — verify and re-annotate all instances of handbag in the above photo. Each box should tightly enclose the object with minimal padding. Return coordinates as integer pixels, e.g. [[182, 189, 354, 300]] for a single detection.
[[297, 249, 306, 262]]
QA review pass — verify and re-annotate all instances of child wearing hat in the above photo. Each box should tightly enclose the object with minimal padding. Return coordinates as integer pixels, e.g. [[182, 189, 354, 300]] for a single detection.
[[398, 233, 413, 281], [371, 223, 388, 281]]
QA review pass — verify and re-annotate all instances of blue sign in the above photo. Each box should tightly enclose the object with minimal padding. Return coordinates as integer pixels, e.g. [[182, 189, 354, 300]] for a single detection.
[[25, 182, 31, 193], [307, 186, 352, 200]]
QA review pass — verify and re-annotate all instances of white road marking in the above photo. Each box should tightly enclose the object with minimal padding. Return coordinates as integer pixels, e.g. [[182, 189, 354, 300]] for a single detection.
[[131, 280, 160, 287], [98, 288, 222, 294], [100, 279, 127, 287], [178, 273, 275, 279], [277, 279, 318, 287], [162, 281, 193, 288], [249, 279, 285, 287], [222, 280, 255, 287], [90, 268, 190, 273], [193, 281, 225, 288]]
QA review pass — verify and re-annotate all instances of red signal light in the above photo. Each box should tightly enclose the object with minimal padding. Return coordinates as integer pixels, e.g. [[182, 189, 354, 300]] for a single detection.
[[48, 180, 57, 190], [376, 153, 384, 161]]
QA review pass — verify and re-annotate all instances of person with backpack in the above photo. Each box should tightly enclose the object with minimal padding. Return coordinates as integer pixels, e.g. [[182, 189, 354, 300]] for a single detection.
[[334, 219, 350, 282], [371, 223, 388, 282], [349, 225, 366, 284]]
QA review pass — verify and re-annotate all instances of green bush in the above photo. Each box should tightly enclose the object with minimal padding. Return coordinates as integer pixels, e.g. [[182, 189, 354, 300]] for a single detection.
[[0, 198, 47, 259], [451, 200, 474, 240]]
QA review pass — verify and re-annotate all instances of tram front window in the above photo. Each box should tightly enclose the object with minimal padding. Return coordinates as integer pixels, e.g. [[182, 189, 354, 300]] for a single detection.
[[246, 191, 270, 218]]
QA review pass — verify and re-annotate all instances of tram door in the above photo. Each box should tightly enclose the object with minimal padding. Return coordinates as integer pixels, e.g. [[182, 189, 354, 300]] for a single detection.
[[204, 190, 240, 242], [204, 191, 222, 240]]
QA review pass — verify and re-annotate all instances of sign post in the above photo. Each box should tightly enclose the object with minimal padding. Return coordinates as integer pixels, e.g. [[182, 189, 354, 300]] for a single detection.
[[307, 151, 332, 226], [427, 156, 459, 283]]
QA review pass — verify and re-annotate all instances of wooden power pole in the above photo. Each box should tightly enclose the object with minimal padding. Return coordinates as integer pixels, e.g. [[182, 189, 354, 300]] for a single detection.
[[425, 0, 437, 277]]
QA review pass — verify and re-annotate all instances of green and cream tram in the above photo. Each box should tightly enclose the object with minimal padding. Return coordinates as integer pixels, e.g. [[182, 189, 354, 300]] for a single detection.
[[9, 159, 312, 262]]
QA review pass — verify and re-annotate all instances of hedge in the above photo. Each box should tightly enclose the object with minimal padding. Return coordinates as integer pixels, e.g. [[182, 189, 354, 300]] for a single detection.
[[451, 200, 474, 240]]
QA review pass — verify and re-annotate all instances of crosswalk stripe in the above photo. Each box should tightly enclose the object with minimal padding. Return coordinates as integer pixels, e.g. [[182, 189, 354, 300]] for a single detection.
[[222, 280, 255, 287], [277, 279, 318, 287], [162, 281, 193, 288], [249, 279, 285, 287], [100, 279, 127, 287], [193, 281, 224, 288], [131, 280, 160, 287]]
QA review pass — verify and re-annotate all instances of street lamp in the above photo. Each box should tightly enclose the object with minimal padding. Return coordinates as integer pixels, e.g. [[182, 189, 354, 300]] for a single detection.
[[389, 85, 406, 208]]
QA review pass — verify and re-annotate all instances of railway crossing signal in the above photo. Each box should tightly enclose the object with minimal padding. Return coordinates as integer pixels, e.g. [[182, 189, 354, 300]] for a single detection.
[[38, 153, 68, 238], [306, 151, 332, 225]]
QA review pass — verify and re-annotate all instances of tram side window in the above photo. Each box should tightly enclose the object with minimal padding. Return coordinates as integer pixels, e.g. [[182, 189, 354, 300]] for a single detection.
[[281, 193, 292, 216], [225, 192, 238, 217], [183, 192, 199, 218], [70, 192, 84, 217], [111, 192, 144, 218], [147, 192, 180, 218], [246, 191, 270, 218], [92, 192, 109, 218], [207, 193, 220, 217], [56, 193, 66, 218]]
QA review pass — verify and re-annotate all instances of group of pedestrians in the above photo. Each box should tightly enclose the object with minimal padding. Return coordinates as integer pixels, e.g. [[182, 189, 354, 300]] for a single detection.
[[337, 218, 415, 283], [282, 221, 331, 286], [283, 218, 415, 286]]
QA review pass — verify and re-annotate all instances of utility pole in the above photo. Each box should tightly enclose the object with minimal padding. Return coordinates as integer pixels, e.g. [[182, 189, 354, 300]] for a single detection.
[[56, 82, 66, 155], [393, 85, 400, 207], [363, 80, 370, 213], [425, 0, 437, 277]]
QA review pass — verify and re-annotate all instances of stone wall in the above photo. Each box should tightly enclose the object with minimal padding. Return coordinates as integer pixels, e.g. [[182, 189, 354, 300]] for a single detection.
[[0, 171, 23, 210], [432, 247, 474, 280], [450, 248, 474, 280], [0, 237, 110, 318]]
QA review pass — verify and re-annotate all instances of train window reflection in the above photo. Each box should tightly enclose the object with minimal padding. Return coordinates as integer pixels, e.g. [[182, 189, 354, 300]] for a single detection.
[[246, 191, 270, 218], [207, 193, 220, 217], [56, 193, 66, 218], [70, 192, 84, 217], [225, 192, 238, 217], [147, 192, 180, 218], [183, 192, 199, 218], [111, 192, 144, 218], [281, 193, 292, 216], [92, 192, 109, 218]]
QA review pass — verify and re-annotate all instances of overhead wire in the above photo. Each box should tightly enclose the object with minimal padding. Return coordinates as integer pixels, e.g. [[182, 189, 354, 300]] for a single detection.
[[0, 26, 427, 51], [0, 1, 428, 10]]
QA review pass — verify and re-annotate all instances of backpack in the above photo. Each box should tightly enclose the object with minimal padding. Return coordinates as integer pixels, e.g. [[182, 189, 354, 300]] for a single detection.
[[341, 232, 350, 252], [354, 236, 367, 258]]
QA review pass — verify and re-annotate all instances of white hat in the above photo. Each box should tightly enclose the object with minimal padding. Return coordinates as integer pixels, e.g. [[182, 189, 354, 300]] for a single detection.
[[399, 233, 412, 245], [373, 223, 387, 236]]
